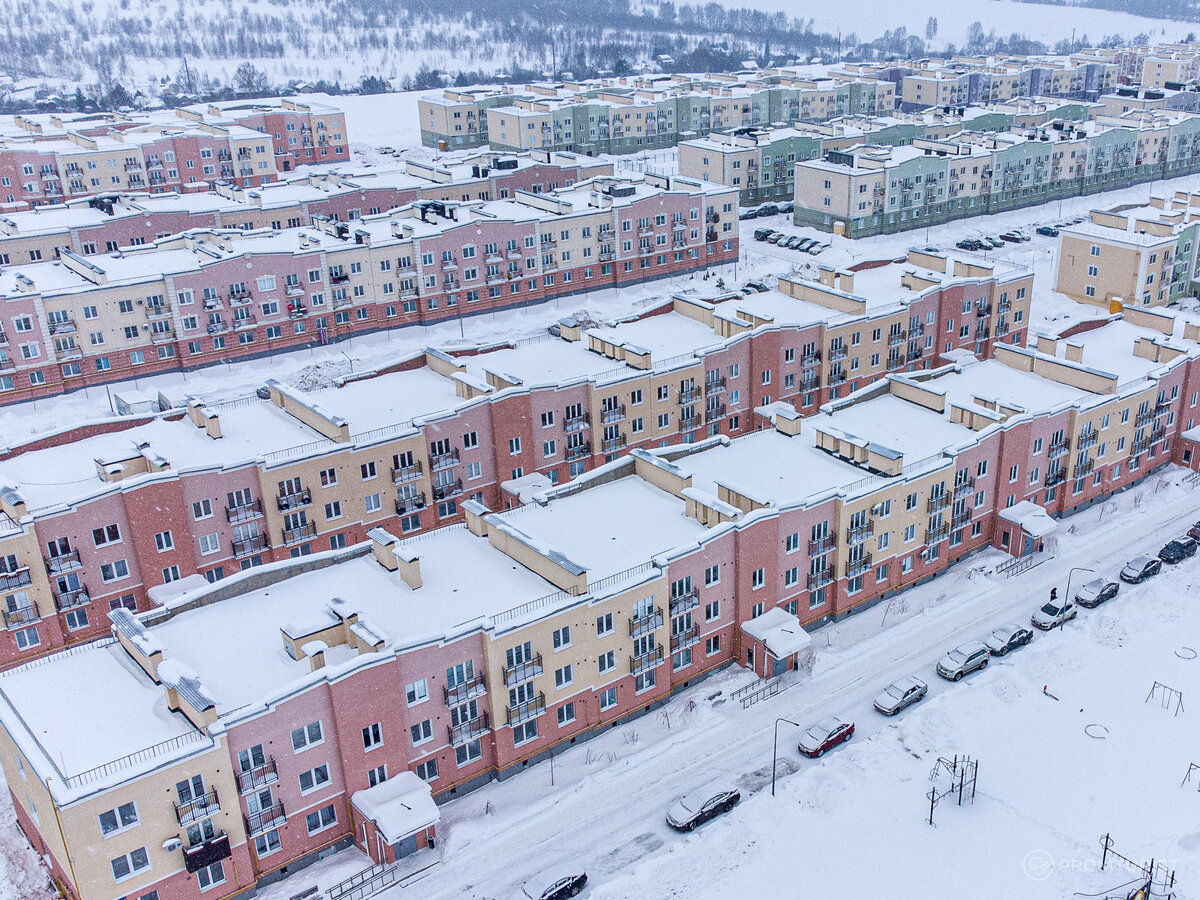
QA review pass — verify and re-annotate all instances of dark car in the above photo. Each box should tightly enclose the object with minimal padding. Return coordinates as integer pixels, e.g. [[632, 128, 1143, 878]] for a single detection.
[[1120, 555, 1162, 583], [1035, 226, 1060, 237], [798, 716, 855, 757], [738, 208, 759, 220], [784, 235, 803, 249], [758, 203, 779, 217], [984, 624, 1033, 656], [521, 871, 588, 899], [956, 238, 983, 251], [1159, 537, 1198, 564], [753, 228, 773, 241], [744, 280, 769, 292], [1074, 578, 1119, 608], [779, 201, 795, 213], [666, 784, 741, 831], [999, 231, 1023, 243]]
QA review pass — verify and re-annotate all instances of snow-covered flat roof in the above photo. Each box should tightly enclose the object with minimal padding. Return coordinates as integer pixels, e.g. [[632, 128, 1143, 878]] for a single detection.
[[935, 359, 1088, 414], [821, 394, 977, 460], [351, 771, 439, 844], [298, 367, 463, 437], [590, 313, 721, 362], [1047, 320, 1166, 384], [463, 336, 619, 387], [716, 290, 839, 328]]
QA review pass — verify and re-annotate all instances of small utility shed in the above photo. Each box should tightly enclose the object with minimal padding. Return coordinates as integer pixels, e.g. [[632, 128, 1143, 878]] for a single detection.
[[741, 606, 812, 678], [351, 771, 440, 864]]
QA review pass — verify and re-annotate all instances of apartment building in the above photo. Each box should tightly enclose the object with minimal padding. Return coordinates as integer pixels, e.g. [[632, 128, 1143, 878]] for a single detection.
[[793, 110, 1200, 238], [0, 174, 739, 404], [0, 99, 349, 210], [0, 300, 1195, 900], [0, 151, 614, 265], [0, 247, 1029, 671], [1056, 202, 1200, 308], [896, 57, 1117, 112]]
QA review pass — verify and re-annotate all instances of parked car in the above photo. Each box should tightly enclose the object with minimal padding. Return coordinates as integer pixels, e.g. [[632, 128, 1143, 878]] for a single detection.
[[808, 242, 829, 254], [1121, 555, 1163, 584], [768, 232, 785, 244], [798, 716, 855, 757], [758, 203, 779, 217], [1186, 520, 1200, 542], [753, 228, 773, 242], [785, 236, 804, 249], [1032, 598, 1077, 630], [873, 676, 928, 715], [744, 280, 769, 292], [985, 624, 1033, 656], [796, 237, 816, 250], [738, 208, 759, 220], [1075, 577, 1119, 608], [1035, 226, 1060, 237], [521, 870, 588, 899], [999, 231, 1023, 243], [1159, 537, 1198, 564], [779, 201, 795, 213], [936, 641, 991, 681], [956, 238, 983, 251], [665, 784, 741, 831]]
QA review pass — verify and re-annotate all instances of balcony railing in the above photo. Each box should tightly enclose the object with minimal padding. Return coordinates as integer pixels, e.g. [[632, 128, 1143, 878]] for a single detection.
[[925, 525, 950, 545], [54, 585, 90, 612], [670, 625, 699, 653], [807, 568, 834, 590], [175, 789, 220, 826], [1135, 410, 1154, 428], [276, 488, 311, 511], [845, 554, 873, 578], [282, 522, 317, 545], [507, 694, 546, 726], [564, 414, 590, 433], [888, 331, 907, 347], [392, 462, 423, 484], [951, 509, 973, 529], [602, 434, 627, 453], [503, 655, 543, 687], [449, 711, 491, 745], [630, 646, 664, 676], [244, 802, 285, 836], [828, 370, 847, 385], [1048, 441, 1069, 460], [828, 346, 848, 362], [705, 376, 727, 394], [225, 499, 263, 524], [706, 403, 727, 420], [0, 568, 31, 591], [846, 522, 874, 544], [678, 386, 702, 404], [2, 605, 40, 628], [669, 588, 700, 616], [232, 534, 269, 558], [680, 414, 703, 432], [1045, 469, 1066, 488], [927, 494, 950, 513], [444, 674, 486, 707], [1077, 431, 1098, 450], [395, 492, 427, 515], [430, 450, 460, 471], [907, 348, 924, 363], [802, 351, 822, 367], [953, 477, 976, 499], [566, 442, 591, 461], [1074, 458, 1096, 479], [236, 759, 278, 794], [600, 405, 626, 424], [432, 479, 463, 501], [629, 607, 663, 638]]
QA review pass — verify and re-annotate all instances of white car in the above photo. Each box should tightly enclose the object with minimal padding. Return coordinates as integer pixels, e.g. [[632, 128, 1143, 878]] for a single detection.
[[873, 676, 928, 715], [1031, 598, 1077, 630], [984, 624, 1033, 656], [936, 641, 990, 681]]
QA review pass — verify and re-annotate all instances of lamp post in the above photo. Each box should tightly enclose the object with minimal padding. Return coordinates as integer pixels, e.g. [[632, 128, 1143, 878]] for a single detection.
[[771, 717, 803, 797], [1061, 566, 1093, 630]]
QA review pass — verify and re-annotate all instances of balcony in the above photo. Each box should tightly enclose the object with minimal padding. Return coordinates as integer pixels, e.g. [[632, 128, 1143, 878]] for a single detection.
[[430, 450, 460, 471], [807, 568, 834, 591], [706, 403, 727, 420], [846, 521, 874, 544], [0, 568, 31, 591], [998, 299, 1012, 314], [225, 499, 263, 524], [887, 331, 907, 347], [182, 833, 231, 875], [669, 588, 700, 616], [449, 711, 490, 745], [281, 522, 317, 545], [886, 353, 905, 370], [330, 273, 350, 286], [1135, 410, 1154, 428], [1048, 441, 1069, 460], [907, 348, 924, 363], [507, 694, 546, 726], [705, 376, 727, 395], [1078, 431, 1098, 450], [630, 646, 664, 676], [1074, 458, 1096, 479], [808, 533, 835, 555], [444, 674, 486, 707], [680, 414, 703, 432], [953, 477, 976, 499], [432, 479, 463, 501], [233, 313, 257, 330], [48, 319, 76, 336], [228, 289, 252, 306], [232, 534, 269, 558], [678, 386, 702, 404], [600, 405, 626, 425], [2, 605, 40, 629], [951, 508, 973, 529], [53, 585, 89, 612], [391, 462, 422, 485], [276, 488, 311, 511], [801, 373, 822, 389], [629, 607, 663, 639], [828, 346, 848, 362], [925, 525, 950, 545], [828, 370, 847, 385], [236, 759, 278, 794], [244, 802, 286, 837], [45, 548, 81, 575], [601, 434, 627, 453], [175, 789, 220, 826], [503, 655, 543, 687], [564, 413, 590, 433], [845, 554, 873, 579], [801, 351, 822, 367], [566, 442, 591, 461], [975, 304, 992, 317], [1155, 401, 1171, 418], [1150, 426, 1166, 444], [1045, 468, 1066, 488], [145, 303, 171, 319], [395, 492, 426, 515], [670, 625, 699, 653], [206, 321, 229, 336], [974, 326, 990, 341], [927, 494, 950, 514]]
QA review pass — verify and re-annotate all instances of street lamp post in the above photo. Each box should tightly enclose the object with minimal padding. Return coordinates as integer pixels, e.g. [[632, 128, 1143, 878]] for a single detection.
[[772, 717, 803, 797], [1061, 566, 1094, 630]]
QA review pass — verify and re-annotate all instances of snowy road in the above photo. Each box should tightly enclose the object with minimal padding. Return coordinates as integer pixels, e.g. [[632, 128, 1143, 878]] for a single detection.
[[398, 470, 1200, 900]]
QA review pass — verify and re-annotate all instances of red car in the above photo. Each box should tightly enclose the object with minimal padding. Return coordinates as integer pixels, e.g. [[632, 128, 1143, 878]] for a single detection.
[[798, 716, 855, 758], [1187, 521, 1200, 543]]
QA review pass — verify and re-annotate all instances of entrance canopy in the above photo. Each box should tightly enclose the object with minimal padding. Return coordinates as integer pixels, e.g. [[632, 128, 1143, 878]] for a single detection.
[[998, 500, 1057, 539], [740, 607, 812, 658], [351, 771, 439, 845]]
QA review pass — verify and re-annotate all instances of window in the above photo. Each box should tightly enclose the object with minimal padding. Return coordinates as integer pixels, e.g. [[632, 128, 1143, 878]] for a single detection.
[[192, 499, 213, 520], [508, 437, 522, 455], [100, 560, 130, 582], [751, 567, 765, 589], [360, 461, 377, 480], [596, 612, 613, 636], [705, 599, 720, 621], [364, 493, 382, 514], [599, 687, 617, 710], [411, 719, 433, 745], [305, 804, 337, 835], [362, 722, 383, 750], [13, 626, 38, 650], [162, 566, 181, 584], [154, 531, 173, 552], [455, 740, 482, 766], [704, 564, 720, 585], [598, 650, 616, 674], [98, 802, 139, 837], [291, 721, 324, 751], [406, 679, 429, 705], [417, 760, 439, 782], [555, 664, 574, 688], [110, 847, 150, 883], [552, 625, 571, 650], [513, 720, 538, 745], [706, 635, 721, 656], [92, 524, 121, 547], [367, 765, 387, 788], [557, 702, 576, 726], [320, 467, 338, 487], [298, 764, 330, 794]]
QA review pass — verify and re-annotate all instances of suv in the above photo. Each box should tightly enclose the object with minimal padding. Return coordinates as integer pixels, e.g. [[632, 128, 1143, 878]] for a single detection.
[[666, 784, 741, 832], [1035, 226, 1059, 237], [758, 203, 779, 217], [753, 228, 774, 242], [936, 641, 990, 681], [1159, 537, 1197, 564]]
